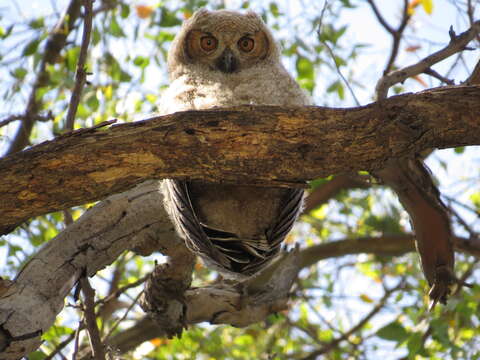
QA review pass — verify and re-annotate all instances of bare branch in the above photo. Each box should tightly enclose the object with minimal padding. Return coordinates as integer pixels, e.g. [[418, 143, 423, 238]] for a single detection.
[[82, 232, 480, 357], [376, 20, 480, 98], [65, 0, 94, 131], [465, 58, 480, 85], [424, 68, 455, 85], [366, 0, 395, 34], [367, 0, 411, 74], [5, 0, 83, 155], [303, 174, 370, 213], [0, 112, 54, 128], [0, 180, 178, 359], [320, 38, 361, 105], [301, 280, 403, 359], [80, 277, 106, 360]]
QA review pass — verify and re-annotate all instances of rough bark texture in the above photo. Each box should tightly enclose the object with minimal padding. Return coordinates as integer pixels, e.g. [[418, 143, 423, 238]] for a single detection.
[[0, 181, 177, 359], [77, 233, 480, 358], [0, 180, 301, 359], [2, 171, 480, 360], [1, 85, 479, 235]]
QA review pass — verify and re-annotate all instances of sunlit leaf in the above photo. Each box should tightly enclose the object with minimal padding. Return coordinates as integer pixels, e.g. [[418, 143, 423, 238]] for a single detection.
[[421, 0, 433, 14], [412, 75, 428, 87], [405, 45, 421, 52], [136, 4, 154, 19], [360, 294, 374, 303]]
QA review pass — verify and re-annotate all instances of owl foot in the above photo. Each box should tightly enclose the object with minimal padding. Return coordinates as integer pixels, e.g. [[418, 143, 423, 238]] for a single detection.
[[428, 265, 473, 311]]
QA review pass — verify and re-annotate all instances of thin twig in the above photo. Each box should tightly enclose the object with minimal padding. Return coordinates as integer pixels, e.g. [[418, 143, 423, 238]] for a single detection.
[[71, 320, 84, 360], [80, 277, 106, 360], [365, 0, 395, 34], [300, 280, 404, 360], [95, 275, 148, 306], [387, 0, 410, 74], [424, 68, 455, 85], [0, 112, 53, 128], [45, 331, 77, 360], [467, 0, 480, 42], [316, 0, 360, 105], [6, 0, 83, 155], [376, 20, 480, 98], [367, 0, 411, 74], [321, 40, 361, 106], [103, 290, 144, 342], [465, 58, 480, 85], [65, 0, 94, 131]]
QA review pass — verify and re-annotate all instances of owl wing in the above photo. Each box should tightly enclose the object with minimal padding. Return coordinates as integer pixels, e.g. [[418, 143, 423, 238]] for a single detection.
[[164, 179, 304, 276]]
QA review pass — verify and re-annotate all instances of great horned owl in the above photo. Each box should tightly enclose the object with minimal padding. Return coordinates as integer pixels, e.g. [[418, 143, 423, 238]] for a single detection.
[[160, 9, 311, 278]]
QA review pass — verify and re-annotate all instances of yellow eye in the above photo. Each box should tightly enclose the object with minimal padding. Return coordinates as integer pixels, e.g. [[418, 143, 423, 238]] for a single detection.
[[200, 36, 218, 52], [238, 37, 255, 52]]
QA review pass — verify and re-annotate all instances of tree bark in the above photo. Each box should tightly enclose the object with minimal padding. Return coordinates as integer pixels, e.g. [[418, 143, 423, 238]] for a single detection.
[[1, 85, 479, 234]]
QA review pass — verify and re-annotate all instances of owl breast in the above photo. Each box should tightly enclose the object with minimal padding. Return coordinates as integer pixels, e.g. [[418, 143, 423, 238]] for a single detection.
[[159, 64, 310, 114], [160, 9, 311, 277]]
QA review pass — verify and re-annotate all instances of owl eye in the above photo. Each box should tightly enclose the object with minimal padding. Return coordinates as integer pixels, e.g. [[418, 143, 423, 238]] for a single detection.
[[200, 36, 218, 52], [238, 37, 255, 52]]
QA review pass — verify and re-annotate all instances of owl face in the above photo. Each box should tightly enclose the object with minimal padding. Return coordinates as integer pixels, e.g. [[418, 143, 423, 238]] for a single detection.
[[168, 9, 280, 77], [185, 27, 270, 73]]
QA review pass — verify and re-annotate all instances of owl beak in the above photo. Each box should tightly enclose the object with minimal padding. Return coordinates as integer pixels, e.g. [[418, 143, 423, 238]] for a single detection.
[[216, 48, 238, 73]]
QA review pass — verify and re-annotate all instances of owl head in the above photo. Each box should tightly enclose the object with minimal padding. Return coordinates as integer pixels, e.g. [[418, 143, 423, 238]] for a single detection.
[[168, 9, 280, 79]]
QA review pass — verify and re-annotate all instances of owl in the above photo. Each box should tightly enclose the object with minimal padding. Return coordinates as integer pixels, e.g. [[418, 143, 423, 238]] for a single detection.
[[160, 9, 311, 278]]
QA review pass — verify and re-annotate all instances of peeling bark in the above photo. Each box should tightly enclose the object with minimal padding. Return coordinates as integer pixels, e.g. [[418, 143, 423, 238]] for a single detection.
[[0, 181, 177, 359], [1, 86, 479, 235]]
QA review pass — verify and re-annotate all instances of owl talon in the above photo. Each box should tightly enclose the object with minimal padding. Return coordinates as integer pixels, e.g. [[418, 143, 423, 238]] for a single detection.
[[428, 265, 473, 311]]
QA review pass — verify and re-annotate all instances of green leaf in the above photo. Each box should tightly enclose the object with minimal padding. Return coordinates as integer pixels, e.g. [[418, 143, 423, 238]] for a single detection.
[[340, 0, 355, 8], [133, 55, 150, 68], [23, 38, 40, 56], [66, 46, 80, 72], [326, 80, 344, 99], [376, 321, 408, 342], [454, 146, 465, 154], [121, 4, 130, 18], [92, 27, 101, 45], [1, 24, 14, 39], [29, 17, 44, 29], [26, 351, 46, 360], [109, 17, 125, 37], [407, 332, 423, 356], [269, 2, 280, 17], [12, 67, 27, 80], [296, 57, 314, 78], [160, 9, 181, 27], [86, 94, 100, 111], [296, 56, 315, 92]]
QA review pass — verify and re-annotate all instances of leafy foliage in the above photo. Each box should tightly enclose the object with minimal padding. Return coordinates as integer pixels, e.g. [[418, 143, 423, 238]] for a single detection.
[[0, 0, 479, 359]]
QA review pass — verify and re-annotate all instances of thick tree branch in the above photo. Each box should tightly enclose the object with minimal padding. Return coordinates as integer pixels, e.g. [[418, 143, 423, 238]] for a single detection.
[[80, 233, 480, 357], [3, 174, 477, 360], [372, 21, 480, 305], [303, 174, 370, 213], [0, 86, 479, 235], [0, 180, 177, 359]]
